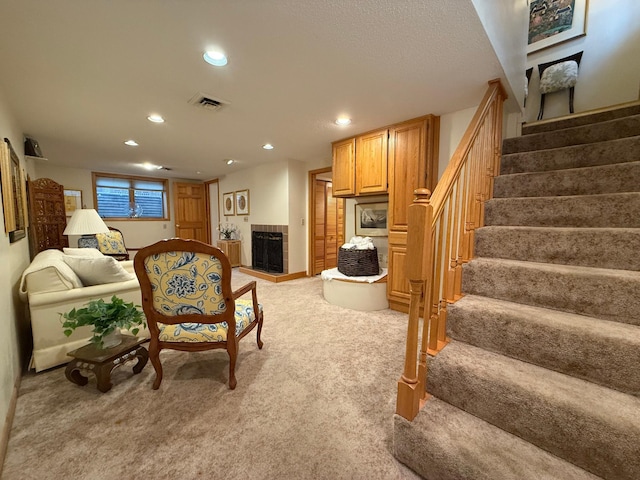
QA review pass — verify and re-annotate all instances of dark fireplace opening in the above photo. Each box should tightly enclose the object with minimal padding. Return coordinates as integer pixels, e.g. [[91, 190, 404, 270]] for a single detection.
[[251, 231, 284, 273]]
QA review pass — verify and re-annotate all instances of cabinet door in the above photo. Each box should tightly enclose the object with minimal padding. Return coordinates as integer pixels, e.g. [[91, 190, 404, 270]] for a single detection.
[[356, 129, 388, 195], [332, 138, 356, 197], [388, 120, 428, 233]]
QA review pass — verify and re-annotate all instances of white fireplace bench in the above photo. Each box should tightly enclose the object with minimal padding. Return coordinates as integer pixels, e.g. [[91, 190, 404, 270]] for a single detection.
[[320, 268, 388, 311]]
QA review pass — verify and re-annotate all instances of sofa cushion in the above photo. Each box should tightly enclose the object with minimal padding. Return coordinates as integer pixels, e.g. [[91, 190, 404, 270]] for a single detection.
[[63, 255, 135, 286], [63, 247, 104, 257], [20, 250, 84, 299]]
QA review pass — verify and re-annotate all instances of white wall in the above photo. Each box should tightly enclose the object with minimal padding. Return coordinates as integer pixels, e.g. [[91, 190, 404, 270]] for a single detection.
[[0, 88, 32, 458], [217, 161, 290, 267], [438, 106, 478, 180], [287, 160, 308, 273], [525, 0, 640, 122], [29, 162, 202, 249], [471, 0, 528, 114]]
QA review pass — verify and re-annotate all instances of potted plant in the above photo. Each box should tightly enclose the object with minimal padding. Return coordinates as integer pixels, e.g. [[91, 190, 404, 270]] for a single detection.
[[217, 223, 238, 240], [60, 295, 146, 349]]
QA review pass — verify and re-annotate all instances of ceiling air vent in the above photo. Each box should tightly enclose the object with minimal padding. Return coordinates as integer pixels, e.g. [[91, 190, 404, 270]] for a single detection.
[[188, 92, 230, 112]]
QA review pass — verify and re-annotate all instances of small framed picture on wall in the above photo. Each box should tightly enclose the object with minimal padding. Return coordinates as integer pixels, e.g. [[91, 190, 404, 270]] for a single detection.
[[222, 192, 235, 216], [235, 189, 250, 215], [355, 202, 388, 237]]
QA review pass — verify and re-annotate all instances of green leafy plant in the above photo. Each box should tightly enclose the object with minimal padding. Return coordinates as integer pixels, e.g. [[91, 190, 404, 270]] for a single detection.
[[60, 295, 146, 347]]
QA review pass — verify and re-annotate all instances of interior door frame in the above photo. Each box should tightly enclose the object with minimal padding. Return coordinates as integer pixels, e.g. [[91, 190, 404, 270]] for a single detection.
[[308, 166, 332, 276], [204, 178, 219, 245]]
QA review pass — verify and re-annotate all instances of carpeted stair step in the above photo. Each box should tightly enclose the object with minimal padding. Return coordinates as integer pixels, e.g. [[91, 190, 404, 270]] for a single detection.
[[474, 226, 640, 271], [484, 192, 640, 228], [447, 295, 640, 395], [500, 135, 640, 175], [522, 103, 640, 135], [502, 114, 640, 154], [462, 258, 640, 325], [393, 398, 601, 480], [493, 161, 640, 198], [426, 341, 640, 480]]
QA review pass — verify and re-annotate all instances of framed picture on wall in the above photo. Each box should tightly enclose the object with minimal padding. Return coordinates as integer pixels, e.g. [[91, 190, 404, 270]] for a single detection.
[[527, 0, 588, 54], [355, 202, 388, 237], [222, 191, 235, 216], [63, 189, 82, 217], [1, 138, 28, 242], [235, 189, 250, 215]]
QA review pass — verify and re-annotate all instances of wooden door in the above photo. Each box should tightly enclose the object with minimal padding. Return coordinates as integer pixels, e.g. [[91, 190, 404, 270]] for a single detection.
[[331, 138, 356, 197], [356, 129, 388, 195], [312, 179, 344, 275], [174, 182, 208, 242], [27, 177, 68, 258]]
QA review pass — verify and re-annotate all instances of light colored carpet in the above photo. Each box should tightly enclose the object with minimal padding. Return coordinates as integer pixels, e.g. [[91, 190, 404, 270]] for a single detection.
[[2, 271, 421, 480]]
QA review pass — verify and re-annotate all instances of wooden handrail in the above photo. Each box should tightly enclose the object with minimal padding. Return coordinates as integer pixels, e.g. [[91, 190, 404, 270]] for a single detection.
[[396, 79, 507, 421]]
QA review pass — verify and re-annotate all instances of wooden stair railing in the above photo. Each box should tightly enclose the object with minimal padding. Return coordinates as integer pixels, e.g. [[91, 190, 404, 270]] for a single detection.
[[396, 79, 507, 421]]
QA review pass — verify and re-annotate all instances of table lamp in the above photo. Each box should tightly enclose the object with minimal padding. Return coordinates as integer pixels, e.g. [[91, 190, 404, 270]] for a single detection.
[[63, 209, 109, 248]]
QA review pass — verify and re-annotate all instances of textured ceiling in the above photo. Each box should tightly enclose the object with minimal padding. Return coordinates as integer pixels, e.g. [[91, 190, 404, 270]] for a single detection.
[[0, 0, 507, 180]]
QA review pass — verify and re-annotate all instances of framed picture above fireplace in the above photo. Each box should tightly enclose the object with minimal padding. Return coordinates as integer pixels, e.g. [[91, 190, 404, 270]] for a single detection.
[[222, 192, 235, 216], [235, 189, 250, 215]]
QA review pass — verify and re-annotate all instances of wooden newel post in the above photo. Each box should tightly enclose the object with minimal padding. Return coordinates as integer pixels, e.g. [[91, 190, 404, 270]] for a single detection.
[[396, 188, 433, 421]]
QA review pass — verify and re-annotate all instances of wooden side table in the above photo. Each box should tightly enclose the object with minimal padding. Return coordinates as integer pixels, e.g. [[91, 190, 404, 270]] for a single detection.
[[217, 239, 241, 267], [65, 335, 149, 393]]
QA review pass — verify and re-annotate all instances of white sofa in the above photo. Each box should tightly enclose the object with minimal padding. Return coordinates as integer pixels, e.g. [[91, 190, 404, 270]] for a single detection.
[[19, 248, 146, 372]]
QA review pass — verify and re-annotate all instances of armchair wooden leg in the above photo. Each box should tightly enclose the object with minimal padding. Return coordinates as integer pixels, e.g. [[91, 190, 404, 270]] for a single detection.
[[227, 339, 238, 390], [149, 341, 163, 390], [537, 93, 546, 121], [569, 86, 575, 114], [256, 314, 264, 349]]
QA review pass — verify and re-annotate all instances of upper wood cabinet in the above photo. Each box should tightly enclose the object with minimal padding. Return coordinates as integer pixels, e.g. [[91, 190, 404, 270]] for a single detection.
[[388, 116, 439, 232], [332, 138, 356, 196], [356, 129, 388, 195]]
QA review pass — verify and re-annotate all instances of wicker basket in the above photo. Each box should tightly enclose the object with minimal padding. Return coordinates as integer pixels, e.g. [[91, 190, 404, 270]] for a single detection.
[[337, 247, 380, 276]]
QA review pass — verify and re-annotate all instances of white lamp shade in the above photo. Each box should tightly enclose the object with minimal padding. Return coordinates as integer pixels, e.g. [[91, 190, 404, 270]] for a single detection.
[[63, 209, 109, 235]]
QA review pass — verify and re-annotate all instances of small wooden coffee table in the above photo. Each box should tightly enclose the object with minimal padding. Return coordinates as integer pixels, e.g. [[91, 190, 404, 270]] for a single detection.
[[65, 335, 149, 393]]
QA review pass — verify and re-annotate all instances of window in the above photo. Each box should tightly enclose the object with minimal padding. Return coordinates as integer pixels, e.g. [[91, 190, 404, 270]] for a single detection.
[[92, 172, 169, 220]]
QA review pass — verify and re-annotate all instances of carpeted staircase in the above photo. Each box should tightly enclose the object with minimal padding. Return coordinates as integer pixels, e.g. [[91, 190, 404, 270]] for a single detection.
[[394, 104, 640, 480]]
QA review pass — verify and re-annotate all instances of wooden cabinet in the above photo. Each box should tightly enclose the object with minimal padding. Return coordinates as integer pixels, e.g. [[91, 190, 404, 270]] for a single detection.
[[332, 130, 388, 197], [332, 138, 356, 196], [217, 240, 241, 267], [387, 115, 439, 312], [330, 114, 439, 312], [356, 129, 388, 195]]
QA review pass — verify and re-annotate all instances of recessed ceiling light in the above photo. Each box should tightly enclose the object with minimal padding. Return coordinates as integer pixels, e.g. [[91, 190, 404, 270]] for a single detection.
[[262, 143, 274, 150], [124, 140, 138, 146], [147, 114, 165, 123], [142, 162, 163, 170], [335, 117, 352, 126], [225, 159, 235, 165], [203, 51, 228, 67]]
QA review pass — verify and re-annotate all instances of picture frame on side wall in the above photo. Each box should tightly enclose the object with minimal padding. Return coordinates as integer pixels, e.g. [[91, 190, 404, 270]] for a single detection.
[[222, 191, 235, 216], [355, 202, 388, 237], [235, 189, 250, 215], [527, 0, 588, 54], [63, 189, 82, 217], [1, 138, 28, 242]]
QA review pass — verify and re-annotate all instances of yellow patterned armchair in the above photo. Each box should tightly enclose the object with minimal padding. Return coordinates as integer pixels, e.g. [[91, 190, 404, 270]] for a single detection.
[[134, 238, 264, 389]]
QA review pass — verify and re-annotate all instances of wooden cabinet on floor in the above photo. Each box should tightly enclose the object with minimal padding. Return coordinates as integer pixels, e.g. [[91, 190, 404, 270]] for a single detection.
[[217, 240, 241, 267], [387, 115, 440, 312]]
